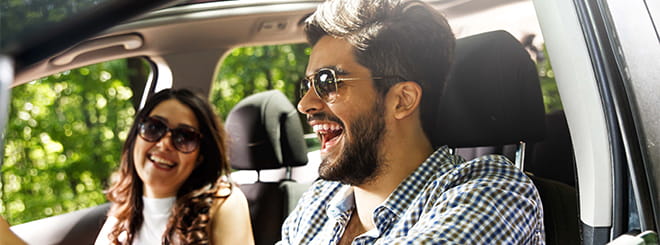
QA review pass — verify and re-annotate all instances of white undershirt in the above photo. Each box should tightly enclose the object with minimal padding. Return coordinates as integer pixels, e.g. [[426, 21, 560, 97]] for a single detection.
[[134, 196, 176, 244], [95, 196, 176, 245]]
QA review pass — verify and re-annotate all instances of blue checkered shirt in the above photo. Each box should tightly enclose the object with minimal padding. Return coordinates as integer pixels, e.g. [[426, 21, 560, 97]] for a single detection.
[[278, 146, 545, 244]]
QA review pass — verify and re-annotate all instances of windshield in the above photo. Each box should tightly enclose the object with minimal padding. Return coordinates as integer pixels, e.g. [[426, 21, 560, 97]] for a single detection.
[[0, 0, 112, 52]]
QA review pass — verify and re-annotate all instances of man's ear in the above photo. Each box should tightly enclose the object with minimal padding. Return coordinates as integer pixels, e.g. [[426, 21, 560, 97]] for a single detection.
[[389, 81, 422, 120]]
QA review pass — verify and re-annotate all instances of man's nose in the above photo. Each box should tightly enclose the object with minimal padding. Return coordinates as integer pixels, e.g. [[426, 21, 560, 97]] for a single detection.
[[297, 88, 325, 115]]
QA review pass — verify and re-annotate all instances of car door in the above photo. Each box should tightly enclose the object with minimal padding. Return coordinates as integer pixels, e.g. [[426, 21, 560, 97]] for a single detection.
[[534, 0, 660, 243]]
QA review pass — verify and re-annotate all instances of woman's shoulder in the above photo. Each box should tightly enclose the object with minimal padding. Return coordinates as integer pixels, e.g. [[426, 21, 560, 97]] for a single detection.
[[210, 183, 254, 244], [214, 184, 248, 212]]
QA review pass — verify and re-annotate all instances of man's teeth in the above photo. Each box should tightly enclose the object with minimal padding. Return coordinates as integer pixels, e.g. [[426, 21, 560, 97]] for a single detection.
[[150, 155, 174, 166], [313, 124, 342, 133]]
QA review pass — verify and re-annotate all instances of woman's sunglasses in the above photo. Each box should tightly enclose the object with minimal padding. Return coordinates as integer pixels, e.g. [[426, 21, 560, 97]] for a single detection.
[[138, 117, 202, 153], [299, 68, 404, 103]]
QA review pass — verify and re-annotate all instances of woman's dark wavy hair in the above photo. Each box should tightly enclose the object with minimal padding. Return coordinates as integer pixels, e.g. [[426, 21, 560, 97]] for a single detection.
[[304, 0, 455, 136], [105, 88, 231, 244]]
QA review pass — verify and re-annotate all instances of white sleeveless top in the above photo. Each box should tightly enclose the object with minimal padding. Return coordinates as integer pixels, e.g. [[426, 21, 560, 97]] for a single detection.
[[94, 196, 176, 245]]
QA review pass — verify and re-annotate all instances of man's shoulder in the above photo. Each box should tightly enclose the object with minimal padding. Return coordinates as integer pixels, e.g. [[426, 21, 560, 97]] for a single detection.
[[425, 153, 536, 196], [449, 154, 522, 179], [462, 154, 514, 166]]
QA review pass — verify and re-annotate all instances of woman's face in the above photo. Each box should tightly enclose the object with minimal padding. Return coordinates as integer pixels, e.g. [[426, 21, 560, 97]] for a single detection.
[[133, 99, 201, 198]]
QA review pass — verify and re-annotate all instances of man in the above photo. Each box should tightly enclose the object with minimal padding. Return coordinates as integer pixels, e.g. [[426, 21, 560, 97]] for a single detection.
[[279, 0, 545, 244]]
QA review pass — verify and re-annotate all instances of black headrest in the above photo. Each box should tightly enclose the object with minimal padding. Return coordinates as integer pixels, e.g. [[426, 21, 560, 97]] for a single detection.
[[427, 30, 546, 148], [226, 90, 308, 170]]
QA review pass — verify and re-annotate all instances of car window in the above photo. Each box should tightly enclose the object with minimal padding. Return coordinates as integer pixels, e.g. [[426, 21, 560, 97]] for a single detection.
[[537, 45, 562, 113], [210, 44, 309, 119], [0, 57, 151, 224], [210, 43, 319, 150]]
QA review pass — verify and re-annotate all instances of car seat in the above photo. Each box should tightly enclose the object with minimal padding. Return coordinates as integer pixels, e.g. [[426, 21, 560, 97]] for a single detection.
[[10, 202, 111, 244], [527, 110, 576, 187], [225, 90, 309, 245], [427, 30, 580, 244]]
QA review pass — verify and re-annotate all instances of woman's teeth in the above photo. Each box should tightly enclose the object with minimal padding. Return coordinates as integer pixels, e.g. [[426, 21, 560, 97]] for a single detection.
[[149, 155, 175, 168]]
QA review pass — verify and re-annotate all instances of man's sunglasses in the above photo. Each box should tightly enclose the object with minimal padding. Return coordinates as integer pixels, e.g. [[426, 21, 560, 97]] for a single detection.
[[299, 68, 404, 103], [138, 117, 202, 153]]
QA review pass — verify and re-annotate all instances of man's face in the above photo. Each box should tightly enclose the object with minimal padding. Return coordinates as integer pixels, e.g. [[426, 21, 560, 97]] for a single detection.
[[298, 36, 386, 186]]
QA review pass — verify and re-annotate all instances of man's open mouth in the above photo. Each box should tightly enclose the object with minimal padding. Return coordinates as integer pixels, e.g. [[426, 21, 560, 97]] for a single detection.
[[313, 123, 344, 152]]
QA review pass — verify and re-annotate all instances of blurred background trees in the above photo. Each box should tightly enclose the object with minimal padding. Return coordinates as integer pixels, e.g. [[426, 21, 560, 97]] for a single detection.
[[1, 59, 137, 224], [210, 44, 310, 118]]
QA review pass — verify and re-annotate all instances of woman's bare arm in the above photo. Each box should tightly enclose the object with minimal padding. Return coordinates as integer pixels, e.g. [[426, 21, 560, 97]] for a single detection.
[[211, 186, 254, 245]]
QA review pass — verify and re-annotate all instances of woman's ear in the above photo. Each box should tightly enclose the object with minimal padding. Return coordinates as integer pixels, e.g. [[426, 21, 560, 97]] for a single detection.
[[390, 81, 422, 120]]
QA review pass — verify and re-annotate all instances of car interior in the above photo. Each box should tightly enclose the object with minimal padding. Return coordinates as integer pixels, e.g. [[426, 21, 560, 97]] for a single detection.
[[9, 29, 580, 245], [7, 0, 659, 244]]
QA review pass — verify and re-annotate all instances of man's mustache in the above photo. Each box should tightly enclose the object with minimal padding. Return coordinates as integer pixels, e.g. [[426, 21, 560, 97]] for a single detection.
[[307, 113, 344, 127]]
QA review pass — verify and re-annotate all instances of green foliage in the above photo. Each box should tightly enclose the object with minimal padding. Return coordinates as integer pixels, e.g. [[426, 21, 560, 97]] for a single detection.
[[537, 46, 563, 113], [1, 59, 137, 224], [211, 44, 311, 119]]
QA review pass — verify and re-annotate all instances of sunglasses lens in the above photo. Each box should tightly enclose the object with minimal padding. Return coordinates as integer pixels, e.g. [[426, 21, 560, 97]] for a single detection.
[[171, 128, 201, 153], [139, 117, 200, 153], [299, 78, 311, 99], [139, 118, 166, 142], [315, 69, 337, 102]]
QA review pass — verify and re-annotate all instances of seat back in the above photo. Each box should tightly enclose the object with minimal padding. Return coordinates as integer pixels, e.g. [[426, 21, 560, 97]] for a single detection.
[[425, 30, 579, 244], [225, 90, 308, 245], [527, 110, 576, 187]]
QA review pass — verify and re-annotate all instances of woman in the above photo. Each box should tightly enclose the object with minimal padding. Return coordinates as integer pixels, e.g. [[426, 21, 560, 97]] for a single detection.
[[95, 88, 254, 244]]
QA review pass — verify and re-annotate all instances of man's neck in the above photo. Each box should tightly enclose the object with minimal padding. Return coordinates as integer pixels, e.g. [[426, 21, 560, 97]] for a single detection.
[[350, 128, 434, 232]]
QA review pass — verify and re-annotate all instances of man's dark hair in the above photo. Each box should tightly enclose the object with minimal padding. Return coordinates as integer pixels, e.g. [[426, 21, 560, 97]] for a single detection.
[[304, 0, 455, 98]]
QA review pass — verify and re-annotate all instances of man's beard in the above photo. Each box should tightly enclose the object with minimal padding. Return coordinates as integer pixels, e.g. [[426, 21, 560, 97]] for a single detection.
[[318, 101, 386, 186]]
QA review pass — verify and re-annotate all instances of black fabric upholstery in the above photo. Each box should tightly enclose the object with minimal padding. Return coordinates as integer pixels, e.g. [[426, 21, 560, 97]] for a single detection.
[[529, 175, 580, 245], [240, 183, 285, 245], [526, 110, 576, 187], [226, 90, 308, 170], [428, 30, 546, 148]]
